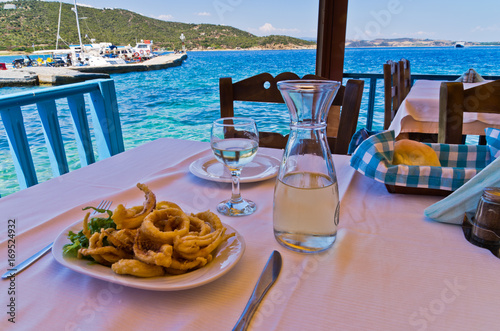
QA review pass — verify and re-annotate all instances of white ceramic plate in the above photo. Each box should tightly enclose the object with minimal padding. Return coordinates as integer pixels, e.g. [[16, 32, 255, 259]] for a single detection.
[[189, 154, 280, 183], [52, 220, 245, 291]]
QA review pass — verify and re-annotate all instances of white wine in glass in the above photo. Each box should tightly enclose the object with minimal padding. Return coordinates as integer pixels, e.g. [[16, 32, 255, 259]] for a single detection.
[[211, 117, 259, 216]]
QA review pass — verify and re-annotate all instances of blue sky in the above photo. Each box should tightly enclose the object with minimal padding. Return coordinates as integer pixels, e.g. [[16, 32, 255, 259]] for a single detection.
[[41, 0, 499, 42]]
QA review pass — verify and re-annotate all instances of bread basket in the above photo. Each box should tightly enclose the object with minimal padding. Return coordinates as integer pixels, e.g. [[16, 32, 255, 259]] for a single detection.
[[349, 130, 497, 195]]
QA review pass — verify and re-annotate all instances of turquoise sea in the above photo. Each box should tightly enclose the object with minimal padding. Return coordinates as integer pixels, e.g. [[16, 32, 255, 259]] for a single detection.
[[1, 46, 500, 196]]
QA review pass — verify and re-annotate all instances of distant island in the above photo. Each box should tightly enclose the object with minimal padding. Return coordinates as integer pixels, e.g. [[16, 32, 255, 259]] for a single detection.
[[345, 38, 500, 48]]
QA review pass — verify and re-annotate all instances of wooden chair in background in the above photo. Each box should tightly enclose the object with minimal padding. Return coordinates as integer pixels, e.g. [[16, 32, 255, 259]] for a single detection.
[[219, 72, 364, 154], [438, 80, 500, 144], [383, 60, 400, 130], [399, 58, 411, 100]]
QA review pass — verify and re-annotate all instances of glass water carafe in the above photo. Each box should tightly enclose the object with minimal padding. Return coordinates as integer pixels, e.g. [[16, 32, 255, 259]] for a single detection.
[[273, 80, 341, 253]]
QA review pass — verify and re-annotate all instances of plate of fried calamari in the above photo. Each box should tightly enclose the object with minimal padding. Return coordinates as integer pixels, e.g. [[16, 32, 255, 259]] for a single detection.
[[52, 183, 245, 291]]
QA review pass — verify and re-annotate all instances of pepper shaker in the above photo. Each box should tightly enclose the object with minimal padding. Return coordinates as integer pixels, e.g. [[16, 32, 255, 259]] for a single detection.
[[472, 187, 500, 244]]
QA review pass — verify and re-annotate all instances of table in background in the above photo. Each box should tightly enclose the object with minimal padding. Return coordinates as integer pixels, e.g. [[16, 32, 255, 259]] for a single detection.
[[389, 79, 500, 138], [1, 138, 499, 330]]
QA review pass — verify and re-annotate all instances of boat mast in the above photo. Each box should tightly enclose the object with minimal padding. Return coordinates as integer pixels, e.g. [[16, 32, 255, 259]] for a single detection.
[[73, 0, 84, 51], [56, 1, 62, 50]]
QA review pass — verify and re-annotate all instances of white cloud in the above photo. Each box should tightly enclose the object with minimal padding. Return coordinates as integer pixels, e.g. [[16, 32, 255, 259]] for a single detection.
[[256, 23, 300, 35], [471, 25, 500, 32], [76, 3, 98, 8], [195, 12, 211, 17], [156, 14, 174, 21], [389, 31, 436, 38]]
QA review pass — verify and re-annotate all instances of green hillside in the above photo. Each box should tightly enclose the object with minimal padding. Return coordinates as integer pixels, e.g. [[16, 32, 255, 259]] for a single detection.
[[0, 0, 315, 51]]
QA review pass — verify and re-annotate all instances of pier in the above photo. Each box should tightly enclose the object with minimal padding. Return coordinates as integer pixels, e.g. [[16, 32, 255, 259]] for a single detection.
[[0, 67, 109, 86], [74, 53, 187, 74], [0, 53, 187, 87]]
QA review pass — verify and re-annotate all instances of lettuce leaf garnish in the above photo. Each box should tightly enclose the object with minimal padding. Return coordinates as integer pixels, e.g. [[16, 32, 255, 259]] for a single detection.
[[63, 206, 116, 257]]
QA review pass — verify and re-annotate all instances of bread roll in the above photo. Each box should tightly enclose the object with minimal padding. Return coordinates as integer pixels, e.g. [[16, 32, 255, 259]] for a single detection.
[[393, 139, 441, 167]]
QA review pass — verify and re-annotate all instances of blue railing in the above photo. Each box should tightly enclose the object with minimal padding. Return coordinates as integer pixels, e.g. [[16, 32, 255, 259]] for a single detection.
[[0, 78, 124, 190], [343, 73, 500, 131]]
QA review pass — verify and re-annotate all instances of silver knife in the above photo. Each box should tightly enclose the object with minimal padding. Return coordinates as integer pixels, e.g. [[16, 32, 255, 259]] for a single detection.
[[2, 242, 53, 279], [233, 250, 283, 331]]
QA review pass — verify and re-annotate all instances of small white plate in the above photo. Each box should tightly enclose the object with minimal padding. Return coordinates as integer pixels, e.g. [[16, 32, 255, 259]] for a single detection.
[[189, 154, 280, 183], [53, 220, 245, 291]]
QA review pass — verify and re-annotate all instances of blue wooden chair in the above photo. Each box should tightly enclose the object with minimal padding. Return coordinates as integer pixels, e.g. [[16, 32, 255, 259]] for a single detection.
[[0, 78, 124, 191]]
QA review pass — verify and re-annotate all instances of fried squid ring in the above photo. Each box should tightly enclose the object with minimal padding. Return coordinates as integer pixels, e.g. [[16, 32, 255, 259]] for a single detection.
[[194, 210, 224, 232], [187, 215, 212, 236], [139, 208, 190, 244], [113, 183, 156, 229], [111, 259, 165, 278], [133, 231, 173, 267]]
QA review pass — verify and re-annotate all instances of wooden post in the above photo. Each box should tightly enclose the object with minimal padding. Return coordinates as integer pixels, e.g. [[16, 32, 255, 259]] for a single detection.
[[316, 0, 348, 81]]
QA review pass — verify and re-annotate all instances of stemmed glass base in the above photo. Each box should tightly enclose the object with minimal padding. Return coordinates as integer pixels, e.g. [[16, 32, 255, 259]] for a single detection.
[[217, 197, 256, 216]]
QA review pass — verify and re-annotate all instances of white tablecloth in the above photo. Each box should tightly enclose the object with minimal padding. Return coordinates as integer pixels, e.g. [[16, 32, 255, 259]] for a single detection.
[[389, 79, 500, 137], [1, 138, 499, 330]]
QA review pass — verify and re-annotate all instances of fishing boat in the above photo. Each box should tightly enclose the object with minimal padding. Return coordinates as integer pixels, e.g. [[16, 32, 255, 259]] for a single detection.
[[132, 40, 156, 59]]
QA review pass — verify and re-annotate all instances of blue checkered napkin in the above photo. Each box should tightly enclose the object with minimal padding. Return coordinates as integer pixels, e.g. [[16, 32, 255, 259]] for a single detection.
[[350, 130, 491, 191], [485, 127, 500, 159], [347, 128, 382, 154]]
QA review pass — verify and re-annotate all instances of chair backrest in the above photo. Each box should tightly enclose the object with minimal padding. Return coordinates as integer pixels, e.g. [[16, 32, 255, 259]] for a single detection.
[[219, 72, 364, 154], [0, 78, 124, 190], [438, 80, 500, 144], [383, 60, 400, 129], [399, 58, 411, 100]]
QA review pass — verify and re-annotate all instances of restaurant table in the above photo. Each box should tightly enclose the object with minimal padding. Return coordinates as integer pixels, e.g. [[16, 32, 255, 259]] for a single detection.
[[1, 138, 499, 330], [388, 79, 500, 138]]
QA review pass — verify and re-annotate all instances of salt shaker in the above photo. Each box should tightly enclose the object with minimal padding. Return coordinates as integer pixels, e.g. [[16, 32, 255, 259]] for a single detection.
[[472, 187, 500, 244]]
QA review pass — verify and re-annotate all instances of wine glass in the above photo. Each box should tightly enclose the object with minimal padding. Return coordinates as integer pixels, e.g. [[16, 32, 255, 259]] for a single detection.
[[211, 117, 259, 216]]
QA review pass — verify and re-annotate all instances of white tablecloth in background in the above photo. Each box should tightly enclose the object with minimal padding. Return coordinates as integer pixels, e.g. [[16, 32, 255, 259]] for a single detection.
[[1, 138, 499, 330], [389, 79, 500, 137]]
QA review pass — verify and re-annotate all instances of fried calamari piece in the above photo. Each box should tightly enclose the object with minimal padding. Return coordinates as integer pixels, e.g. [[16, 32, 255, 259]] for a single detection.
[[187, 215, 212, 236], [156, 201, 182, 211], [105, 228, 137, 253], [82, 212, 91, 240], [174, 229, 233, 260], [139, 208, 190, 244], [173, 211, 234, 260], [111, 259, 165, 278], [78, 230, 132, 265], [195, 210, 224, 232], [133, 230, 173, 267], [113, 183, 156, 229], [168, 252, 213, 271]]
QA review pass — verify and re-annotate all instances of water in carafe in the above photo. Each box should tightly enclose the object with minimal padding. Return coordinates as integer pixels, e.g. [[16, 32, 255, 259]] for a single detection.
[[273, 80, 341, 253]]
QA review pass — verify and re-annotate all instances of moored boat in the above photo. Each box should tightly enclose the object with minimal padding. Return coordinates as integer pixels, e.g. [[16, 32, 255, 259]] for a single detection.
[[132, 40, 157, 60]]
